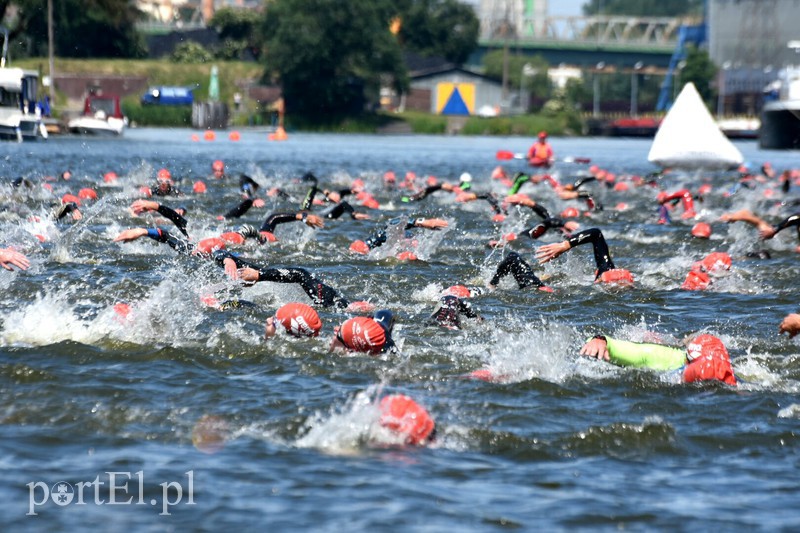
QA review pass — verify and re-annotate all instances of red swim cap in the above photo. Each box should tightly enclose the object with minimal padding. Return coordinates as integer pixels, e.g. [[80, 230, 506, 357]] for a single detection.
[[259, 231, 277, 243], [379, 394, 435, 445], [157, 168, 171, 181], [362, 198, 380, 209], [274, 302, 322, 337], [103, 172, 118, 183], [212, 160, 224, 171], [597, 269, 634, 286], [560, 207, 580, 218], [61, 193, 81, 206], [492, 213, 506, 223], [691, 222, 712, 239], [693, 252, 732, 273], [219, 232, 246, 245], [443, 285, 471, 298], [193, 181, 207, 194], [491, 166, 507, 179], [349, 240, 370, 255], [613, 182, 629, 192], [338, 316, 386, 354], [684, 334, 736, 385], [78, 188, 97, 200], [195, 237, 226, 255], [383, 171, 396, 183], [697, 184, 712, 195], [396, 251, 417, 261], [682, 270, 711, 291], [113, 302, 131, 318]]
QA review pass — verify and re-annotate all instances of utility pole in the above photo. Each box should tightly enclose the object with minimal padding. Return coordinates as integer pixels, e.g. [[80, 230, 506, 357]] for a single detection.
[[47, 0, 55, 101]]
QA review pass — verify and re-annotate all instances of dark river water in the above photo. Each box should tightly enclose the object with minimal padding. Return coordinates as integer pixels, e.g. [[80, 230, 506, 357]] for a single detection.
[[0, 129, 798, 530]]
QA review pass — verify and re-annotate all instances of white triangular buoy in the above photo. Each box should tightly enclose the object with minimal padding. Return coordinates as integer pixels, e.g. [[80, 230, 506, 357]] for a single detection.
[[648, 83, 743, 170]]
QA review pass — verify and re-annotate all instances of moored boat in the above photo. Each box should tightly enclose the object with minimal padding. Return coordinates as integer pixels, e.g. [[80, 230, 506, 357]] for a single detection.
[[67, 94, 126, 136], [759, 66, 800, 149]]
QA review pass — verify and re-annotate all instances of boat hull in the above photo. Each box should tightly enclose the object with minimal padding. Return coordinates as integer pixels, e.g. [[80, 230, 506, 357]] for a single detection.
[[759, 104, 800, 149], [0, 118, 45, 141], [67, 117, 124, 136]]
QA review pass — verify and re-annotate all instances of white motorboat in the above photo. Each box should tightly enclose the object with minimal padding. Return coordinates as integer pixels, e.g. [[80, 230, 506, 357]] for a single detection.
[[67, 94, 126, 136], [0, 67, 46, 141]]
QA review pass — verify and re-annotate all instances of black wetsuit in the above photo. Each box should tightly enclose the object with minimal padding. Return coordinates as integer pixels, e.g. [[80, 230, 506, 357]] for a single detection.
[[154, 204, 189, 237], [215, 252, 350, 309], [489, 252, 547, 289], [773, 212, 800, 241], [361, 217, 420, 251], [519, 203, 567, 239], [567, 228, 616, 278], [260, 212, 305, 234], [140, 228, 351, 308], [428, 295, 480, 329], [53, 202, 80, 222], [150, 183, 181, 197]]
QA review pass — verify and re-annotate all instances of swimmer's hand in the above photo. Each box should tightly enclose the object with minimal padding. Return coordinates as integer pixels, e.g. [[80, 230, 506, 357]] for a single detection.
[[535, 241, 571, 264], [779, 313, 800, 338], [0, 247, 30, 271], [131, 199, 159, 215], [580, 337, 610, 362], [114, 228, 148, 242], [303, 214, 325, 229]]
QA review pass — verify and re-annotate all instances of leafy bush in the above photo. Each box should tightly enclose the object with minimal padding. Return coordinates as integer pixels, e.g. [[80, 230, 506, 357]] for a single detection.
[[171, 42, 214, 64], [123, 99, 192, 126]]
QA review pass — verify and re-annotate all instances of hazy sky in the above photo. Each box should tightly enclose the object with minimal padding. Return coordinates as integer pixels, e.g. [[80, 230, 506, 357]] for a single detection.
[[462, 0, 586, 17], [549, 0, 585, 17]]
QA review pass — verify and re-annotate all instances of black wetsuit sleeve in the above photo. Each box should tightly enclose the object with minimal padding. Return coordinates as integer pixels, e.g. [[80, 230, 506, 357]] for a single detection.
[[146, 228, 193, 255], [567, 228, 616, 276], [572, 176, 597, 190], [335, 188, 352, 198], [237, 224, 259, 240], [210, 251, 350, 308], [530, 203, 550, 220], [260, 212, 298, 233], [54, 202, 79, 221], [301, 185, 318, 211], [323, 201, 356, 219], [489, 251, 546, 289], [773, 213, 800, 235], [364, 228, 388, 249], [224, 199, 254, 220], [239, 174, 260, 199], [407, 184, 443, 201], [475, 194, 505, 215], [156, 204, 189, 237]]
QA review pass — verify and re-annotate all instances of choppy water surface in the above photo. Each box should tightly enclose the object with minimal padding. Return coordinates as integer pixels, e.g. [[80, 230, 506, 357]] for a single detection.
[[1, 130, 799, 530]]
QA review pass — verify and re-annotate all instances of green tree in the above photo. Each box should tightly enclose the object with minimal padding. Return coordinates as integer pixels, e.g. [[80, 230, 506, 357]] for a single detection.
[[208, 7, 263, 60], [10, 0, 147, 58], [482, 51, 551, 102], [396, 0, 479, 64], [171, 42, 214, 64], [262, 0, 407, 120], [681, 44, 717, 106]]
